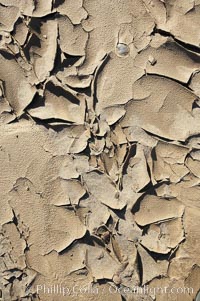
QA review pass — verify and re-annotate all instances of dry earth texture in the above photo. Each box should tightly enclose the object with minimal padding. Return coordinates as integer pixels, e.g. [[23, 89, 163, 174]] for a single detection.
[[0, 0, 200, 300]]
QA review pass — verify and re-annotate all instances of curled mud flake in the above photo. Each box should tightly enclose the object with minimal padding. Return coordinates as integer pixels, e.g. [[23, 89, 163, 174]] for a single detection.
[[54, 0, 87, 24], [86, 246, 120, 280], [185, 265, 200, 300], [82, 171, 126, 210], [196, 290, 200, 301], [116, 43, 130, 57], [122, 75, 199, 141], [28, 81, 86, 124], [26, 19, 58, 83], [134, 195, 185, 226], [137, 244, 168, 285], [190, 71, 200, 97], [58, 16, 88, 56]]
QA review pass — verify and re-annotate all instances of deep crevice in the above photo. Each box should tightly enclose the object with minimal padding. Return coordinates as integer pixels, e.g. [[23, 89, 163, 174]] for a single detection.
[[93, 54, 110, 109], [136, 250, 143, 286], [153, 27, 200, 54]]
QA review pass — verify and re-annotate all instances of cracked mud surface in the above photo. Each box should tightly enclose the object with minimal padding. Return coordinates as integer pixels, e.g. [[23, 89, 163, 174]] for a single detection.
[[0, 0, 200, 300]]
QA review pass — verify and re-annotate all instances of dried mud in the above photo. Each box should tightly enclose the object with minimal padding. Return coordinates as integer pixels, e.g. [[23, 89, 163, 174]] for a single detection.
[[0, 0, 200, 300]]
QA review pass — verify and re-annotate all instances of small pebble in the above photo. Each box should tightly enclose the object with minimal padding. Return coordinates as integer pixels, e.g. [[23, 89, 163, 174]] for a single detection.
[[115, 191, 120, 199], [101, 231, 110, 243], [116, 43, 130, 56], [97, 251, 104, 260], [122, 255, 128, 262], [113, 274, 122, 285], [148, 55, 157, 65], [133, 237, 139, 243]]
